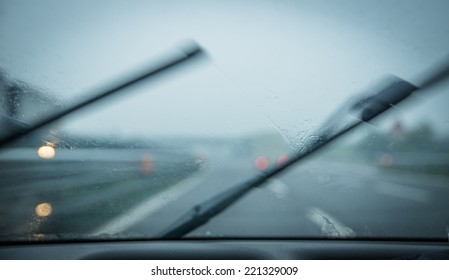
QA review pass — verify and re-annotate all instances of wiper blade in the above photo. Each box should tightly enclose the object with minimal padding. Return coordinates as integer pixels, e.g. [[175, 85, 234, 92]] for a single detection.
[[159, 58, 449, 239], [0, 42, 205, 149], [314, 76, 418, 143]]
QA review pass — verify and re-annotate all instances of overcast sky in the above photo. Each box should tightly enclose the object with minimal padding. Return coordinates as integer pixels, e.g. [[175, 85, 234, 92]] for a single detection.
[[1, 0, 449, 141]]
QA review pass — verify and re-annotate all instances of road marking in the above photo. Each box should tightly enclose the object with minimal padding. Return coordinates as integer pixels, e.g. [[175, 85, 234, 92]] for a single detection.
[[267, 179, 289, 199], [307, 207, 356, 238], [375, 182, 430, 203], [92, 171, 206, 235]]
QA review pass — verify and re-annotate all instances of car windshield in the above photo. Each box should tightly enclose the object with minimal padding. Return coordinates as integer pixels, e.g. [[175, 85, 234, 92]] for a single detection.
[[1, 0, 449, 242]]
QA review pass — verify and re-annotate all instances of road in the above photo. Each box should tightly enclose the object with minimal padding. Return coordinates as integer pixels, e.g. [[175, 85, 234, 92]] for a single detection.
[[114, 152, 449, 240], [1, 147, 449, 241], [0, 148, 200, 237]]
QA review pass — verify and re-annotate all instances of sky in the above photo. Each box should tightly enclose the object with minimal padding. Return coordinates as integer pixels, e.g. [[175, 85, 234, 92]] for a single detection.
[[1, 0, 449, 142]]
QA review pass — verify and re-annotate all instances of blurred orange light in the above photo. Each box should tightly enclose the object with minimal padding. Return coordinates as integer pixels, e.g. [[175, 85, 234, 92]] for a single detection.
[[140, 154, 153, 175], [37, 145, 55, 159], [255, 155, 269, 170], [277, 155, 289, 165], [35, 202, 52, 217]]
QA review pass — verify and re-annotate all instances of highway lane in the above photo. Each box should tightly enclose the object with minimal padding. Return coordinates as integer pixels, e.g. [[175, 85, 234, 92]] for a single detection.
[[0, 148, 201, 237], [127, 153, 449, 240], [1, 147, 448, 241]]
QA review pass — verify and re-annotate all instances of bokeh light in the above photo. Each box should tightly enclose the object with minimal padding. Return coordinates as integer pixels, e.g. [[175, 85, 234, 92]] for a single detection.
[[37, 145, 56, 159], [35, 202, 53, 217]]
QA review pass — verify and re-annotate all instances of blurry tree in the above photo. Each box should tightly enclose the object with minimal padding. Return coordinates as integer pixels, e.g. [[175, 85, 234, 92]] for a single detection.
[[356, 121, 440, 157]]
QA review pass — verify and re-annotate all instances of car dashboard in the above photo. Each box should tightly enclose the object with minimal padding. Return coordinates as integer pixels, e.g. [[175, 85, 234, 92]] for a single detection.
[[1, 239, 449, 260]]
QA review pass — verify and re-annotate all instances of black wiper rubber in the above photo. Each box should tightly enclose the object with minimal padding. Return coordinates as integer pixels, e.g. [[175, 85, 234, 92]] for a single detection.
[[353, 79, 418, 122], [159, 59, 449, 238], [0, 43, 205, 148]]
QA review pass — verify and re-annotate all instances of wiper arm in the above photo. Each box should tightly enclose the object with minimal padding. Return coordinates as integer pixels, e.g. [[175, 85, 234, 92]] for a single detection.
[[159, 58, 449, 239], [0, 42, 205, 149]]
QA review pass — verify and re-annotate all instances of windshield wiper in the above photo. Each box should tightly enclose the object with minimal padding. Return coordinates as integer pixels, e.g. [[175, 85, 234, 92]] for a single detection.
[[159, 58, 449, 239], [0, 42, 205, 149]]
